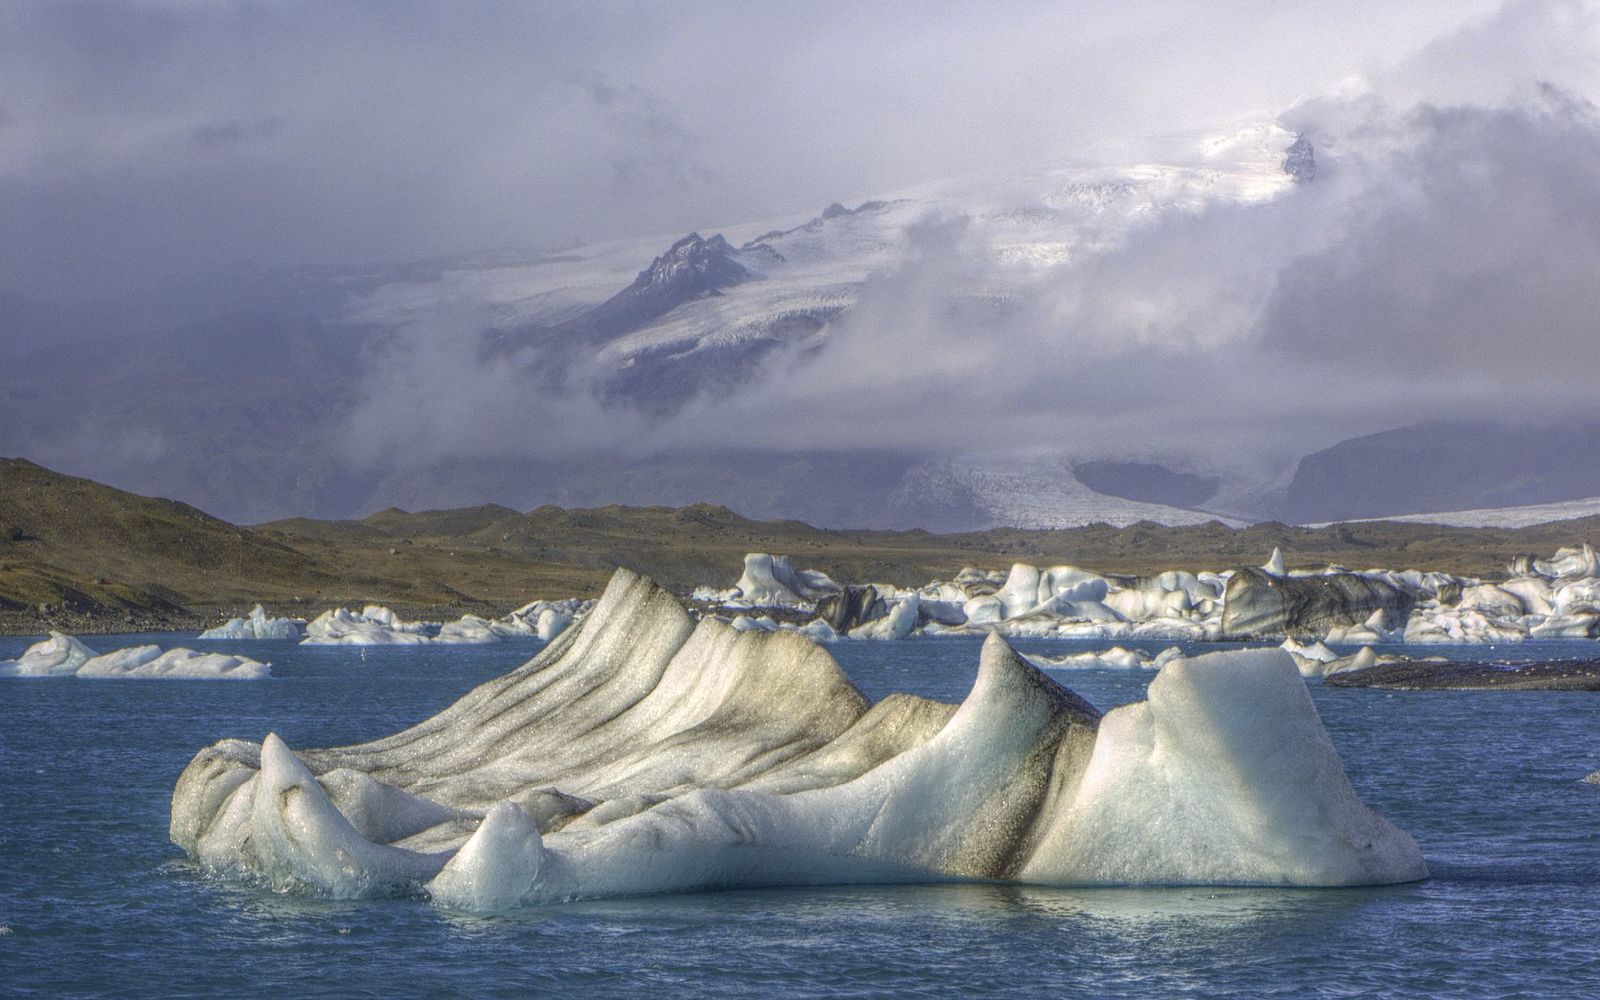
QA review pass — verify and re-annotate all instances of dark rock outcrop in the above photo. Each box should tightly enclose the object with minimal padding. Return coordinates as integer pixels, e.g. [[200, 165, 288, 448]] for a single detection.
[[1283, 421, 1600, 525], [1283, 135, 1316, 184], [1072, 460, 1220, 509], [1221, 567, 1414, 639]]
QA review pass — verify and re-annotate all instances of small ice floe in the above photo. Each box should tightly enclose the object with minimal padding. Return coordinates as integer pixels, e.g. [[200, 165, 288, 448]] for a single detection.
[[302, 606, 433, 646], [198, 605, 302, 641]]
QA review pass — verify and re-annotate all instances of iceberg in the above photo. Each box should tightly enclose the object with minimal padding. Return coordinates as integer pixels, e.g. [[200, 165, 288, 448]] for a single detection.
[[492, 599, 587, 640], [197, 604, 302, 641], [0, 632, 97, 677], [171, 568, 1425, 909], [847, 594, 919, 640], [693, 546, 1600, 644], [302, 606, 433, 645], [435, 615, 502, 645], [732, 553, 840, 606], [1534, 543, 1600, 581], [1027, 646, 1183, 671], [1, 635, 266, 679], [77, 645, 269, 679]]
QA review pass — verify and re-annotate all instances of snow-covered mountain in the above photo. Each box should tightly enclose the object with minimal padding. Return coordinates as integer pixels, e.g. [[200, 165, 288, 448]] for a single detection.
[[349, 120, 1307, 420], [4, 121, 1321, 527]]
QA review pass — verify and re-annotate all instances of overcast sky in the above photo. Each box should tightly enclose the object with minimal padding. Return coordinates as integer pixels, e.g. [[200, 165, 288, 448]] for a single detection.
[[5, 0, 1599, 514], [0, 0, 1521, 299]]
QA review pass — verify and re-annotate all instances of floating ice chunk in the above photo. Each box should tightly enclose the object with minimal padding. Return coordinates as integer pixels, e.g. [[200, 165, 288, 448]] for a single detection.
[[730, 614, 780, 633], [1528, 613, 1599, 639], [493, 599, 587, 640], [1127, 618, 1213, 642], [1029, 645, 1177, 670], [962, 594, 1003, 625], [1262, 547, 1286, 576], [1222, 568, 1412, 640], [302, 607, 433, 645], [1323, 609, 1396, 646], [76, 645, 269, 679], [787, 619, 841, 642], [1280, 638, 1341, 677], [733, 553, 840, 606], [533, 608, 575, 640], [1325, 646, 1380, 676], [994, 564, 1109, 619], [197, 605, 302, 640], [1553, 578, 1600, 617], [1534, 543, 1600, 581], [1403, 608, 1527, 644], [1500, 578, 1554, 617], [435, 615, 502, 644], [1021, 648, 1428, 887], [1453, 585, 1525, 619], [848, 594, 919, 640], [0, 631, 97, 677]]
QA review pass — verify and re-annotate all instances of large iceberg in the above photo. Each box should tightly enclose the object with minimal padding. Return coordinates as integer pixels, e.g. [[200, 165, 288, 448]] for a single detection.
[[171, 568, 1425, 909], [198, 605, 302, 641]]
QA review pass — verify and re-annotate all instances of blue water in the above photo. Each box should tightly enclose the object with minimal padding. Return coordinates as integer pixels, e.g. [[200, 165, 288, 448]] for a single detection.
[[3, 633, 1600, 998]]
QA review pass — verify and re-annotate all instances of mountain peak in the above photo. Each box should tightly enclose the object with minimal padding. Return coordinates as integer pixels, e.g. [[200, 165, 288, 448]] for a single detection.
[[634, 232, 747, 295], [1282, 135, 1316, 183]]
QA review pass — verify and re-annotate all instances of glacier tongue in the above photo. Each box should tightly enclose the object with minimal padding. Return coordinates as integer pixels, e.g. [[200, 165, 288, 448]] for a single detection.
[[170, 567, 1427, 909]]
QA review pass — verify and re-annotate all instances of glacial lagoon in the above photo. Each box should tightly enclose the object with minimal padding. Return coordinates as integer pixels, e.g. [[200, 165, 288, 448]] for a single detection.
[[3, 630, 1599, 997]]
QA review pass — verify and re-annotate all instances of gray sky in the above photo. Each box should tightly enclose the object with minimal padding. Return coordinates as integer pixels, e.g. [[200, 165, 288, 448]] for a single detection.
[[6, 0, 1600, 515], [2, 0, 1514, 298]]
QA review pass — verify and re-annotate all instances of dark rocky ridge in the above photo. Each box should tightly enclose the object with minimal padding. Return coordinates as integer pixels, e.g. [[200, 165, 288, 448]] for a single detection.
[[1325, 659, 1600, 691], [1285, 421, 1600, 524], [1282, 135, 1316, 183], [1073, 461, 1221, 509]]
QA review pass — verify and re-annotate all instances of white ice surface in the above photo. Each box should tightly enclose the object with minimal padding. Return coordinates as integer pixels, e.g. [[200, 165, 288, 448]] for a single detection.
[[732, 553, 840, 606], [1019, 648, 1427, 886], [198, 605, 303, 641], [302, 607, 434, 646], [76, 645, 270, 679], [172, 569, 1426, 909], [0, 632, 98, 677]]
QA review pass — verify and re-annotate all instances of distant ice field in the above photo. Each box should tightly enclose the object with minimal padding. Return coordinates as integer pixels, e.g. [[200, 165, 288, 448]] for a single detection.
[[2, 632, 1599, 997]]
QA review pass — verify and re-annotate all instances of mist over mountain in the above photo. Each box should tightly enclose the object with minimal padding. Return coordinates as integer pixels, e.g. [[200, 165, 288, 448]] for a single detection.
[[4, 1, 1598, 529], [1285, 422, 1600, 524]]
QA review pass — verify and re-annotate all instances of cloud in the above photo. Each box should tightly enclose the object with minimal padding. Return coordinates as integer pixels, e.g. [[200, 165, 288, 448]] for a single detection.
[[11, 0, 1600, 505], [582, 75, 715, 197], [2, 0, 1505, 297], [186, 116, 286, 151]]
